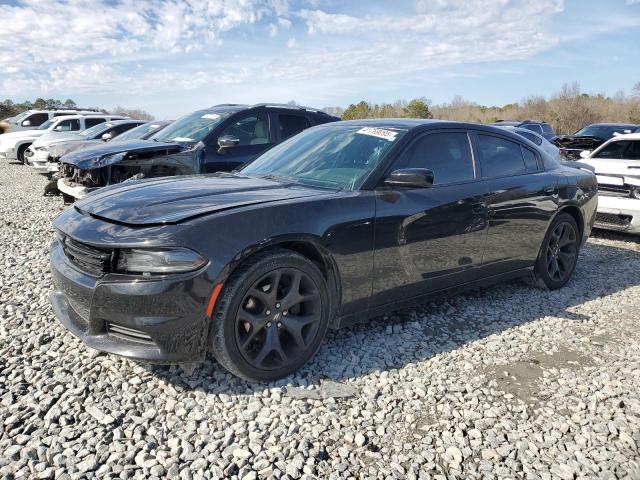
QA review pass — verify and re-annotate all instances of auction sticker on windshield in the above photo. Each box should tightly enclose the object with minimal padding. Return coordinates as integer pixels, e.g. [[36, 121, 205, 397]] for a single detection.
[[356, 127, 398, 141], [202, 114, 220, 120]]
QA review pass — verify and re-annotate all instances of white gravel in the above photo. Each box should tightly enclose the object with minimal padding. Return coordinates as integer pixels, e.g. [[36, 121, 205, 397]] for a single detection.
[[1, 162, 639, 479]]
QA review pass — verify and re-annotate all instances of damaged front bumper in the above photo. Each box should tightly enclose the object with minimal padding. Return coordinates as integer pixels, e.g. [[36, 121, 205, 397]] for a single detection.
[[29, 150, 53, 173], [58, 178, 90, 200]]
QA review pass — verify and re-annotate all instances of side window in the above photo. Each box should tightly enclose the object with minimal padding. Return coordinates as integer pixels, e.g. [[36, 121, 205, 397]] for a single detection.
[[84, 118, 106, 128], [278, 114, 310, 140], [112, 123, 137, 135], [541, 124, 554, 135], [477, 134, 526, 178], [56, 119, 81, 131], [394, 132, 475, 185], [519, 131, 542, 146], [25, 113, 48, 126], [522, 124, 543, 134], [219, 114, 270, 146], [521, 146, 539, 172], [593, 141, 632, 159]]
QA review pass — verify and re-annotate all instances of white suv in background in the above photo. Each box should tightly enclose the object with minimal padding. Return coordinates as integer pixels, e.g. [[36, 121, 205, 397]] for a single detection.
[[579, 133, 640, 234], [0, 114, 126, 164], [0, 109, 102, 134]]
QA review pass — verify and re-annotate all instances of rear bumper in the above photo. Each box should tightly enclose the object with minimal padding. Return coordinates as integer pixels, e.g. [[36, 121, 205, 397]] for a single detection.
[[0, 147, 16, 160], [594, 195, 640, 234], [50, 239, 212, 362]]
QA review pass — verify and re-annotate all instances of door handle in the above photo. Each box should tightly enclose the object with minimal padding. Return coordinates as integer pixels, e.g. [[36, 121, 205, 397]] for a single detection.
[[544, 187, 556, 195]]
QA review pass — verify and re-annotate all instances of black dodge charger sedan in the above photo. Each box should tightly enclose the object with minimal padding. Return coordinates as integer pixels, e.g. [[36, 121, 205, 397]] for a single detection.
[[50, 120, 597, 381]]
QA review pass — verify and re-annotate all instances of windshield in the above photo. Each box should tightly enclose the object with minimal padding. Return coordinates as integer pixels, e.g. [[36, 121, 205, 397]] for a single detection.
[[116, 122, 162, 141], [152, 111, 229, 143], [574, 125, 636, 139], [241, 125, 406, 190], [10, 112, 29, 124], [79, 123, 111, 138], [593, 140, 640, 160], [38, 119, 55, 130]]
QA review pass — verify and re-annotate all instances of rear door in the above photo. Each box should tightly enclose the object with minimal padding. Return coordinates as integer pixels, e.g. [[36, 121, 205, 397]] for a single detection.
[[473, 131, 559, 275], [203, 111, 275, 172], [372, 129, 490, 306]]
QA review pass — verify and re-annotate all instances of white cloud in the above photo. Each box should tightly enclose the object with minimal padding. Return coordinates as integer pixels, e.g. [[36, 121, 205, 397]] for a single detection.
[[0, 0, 571, 108], [289, 0, 565, 80]]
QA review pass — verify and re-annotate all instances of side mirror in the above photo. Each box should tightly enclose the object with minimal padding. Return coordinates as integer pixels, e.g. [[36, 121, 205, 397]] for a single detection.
[[21, 120, 31, 127], [217, 135, 240, 154], [579, 150, 591, 159], [384, 168, 434, 189], [101, 133, 113, 141], [54, 126, 63, 131]]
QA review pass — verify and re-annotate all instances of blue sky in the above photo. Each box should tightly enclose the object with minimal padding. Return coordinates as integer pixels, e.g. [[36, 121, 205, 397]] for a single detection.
[[0, 0, 639, 118]]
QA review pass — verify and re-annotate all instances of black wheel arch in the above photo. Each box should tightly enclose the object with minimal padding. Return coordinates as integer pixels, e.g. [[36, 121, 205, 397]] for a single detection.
[[554, 204, 584, 243], [213, 235, 342, 328]]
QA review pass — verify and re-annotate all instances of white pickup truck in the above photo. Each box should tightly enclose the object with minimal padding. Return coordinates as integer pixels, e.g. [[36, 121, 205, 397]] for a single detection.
[[579, 133, 640, 234]]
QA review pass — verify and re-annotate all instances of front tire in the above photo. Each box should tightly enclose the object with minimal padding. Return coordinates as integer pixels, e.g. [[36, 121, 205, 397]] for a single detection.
[[531, 213, 580, 290], [17, 145, 29, 165], [209, 248, 330, 382]]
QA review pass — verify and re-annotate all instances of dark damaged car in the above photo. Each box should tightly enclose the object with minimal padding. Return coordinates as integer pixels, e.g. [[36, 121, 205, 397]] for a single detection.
[[554, 123, 638, 160], [56, 104, 339, 201], [50, 119, 597, 381]]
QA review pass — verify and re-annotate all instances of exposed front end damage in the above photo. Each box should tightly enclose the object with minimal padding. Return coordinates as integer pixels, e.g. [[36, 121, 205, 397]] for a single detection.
[[553, 136, 604, 160], [51, 142, 203, 200]]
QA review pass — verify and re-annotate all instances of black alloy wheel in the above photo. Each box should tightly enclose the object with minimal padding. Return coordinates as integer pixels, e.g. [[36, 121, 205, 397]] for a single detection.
[[236, 268, 322, 370], [210, 248, 330, 382], [545, 221, 578, 282], [532, 213, 580, 290]]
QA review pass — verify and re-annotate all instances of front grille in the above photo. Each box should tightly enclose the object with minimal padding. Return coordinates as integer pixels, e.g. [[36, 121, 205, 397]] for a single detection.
[[107, 322, 154, 345], [63, 237, 113, 276], [595, 212, 632, 230]]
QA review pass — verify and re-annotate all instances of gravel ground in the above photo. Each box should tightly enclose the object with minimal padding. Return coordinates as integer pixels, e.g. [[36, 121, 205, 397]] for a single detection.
[[1, 161, 639, 480]]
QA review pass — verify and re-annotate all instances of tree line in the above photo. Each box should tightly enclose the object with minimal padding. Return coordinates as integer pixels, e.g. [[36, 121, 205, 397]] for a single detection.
[[0, 98, 155, 121], [324, 82, 640, 135]]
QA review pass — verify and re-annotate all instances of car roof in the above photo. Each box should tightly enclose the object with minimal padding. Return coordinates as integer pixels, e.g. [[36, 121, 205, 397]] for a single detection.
[[323, 119, 528, 136], [491, 119, 548, 125], [497, 125, 544, 136], [102, 119, 146, 126], [205, 103, 336, 117], [587, 123, 638, 127]]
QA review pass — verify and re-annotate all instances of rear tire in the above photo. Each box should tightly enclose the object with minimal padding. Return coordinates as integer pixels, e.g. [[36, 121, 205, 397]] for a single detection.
[[209, 248, 330, 382], [531, 213, 580, 290]]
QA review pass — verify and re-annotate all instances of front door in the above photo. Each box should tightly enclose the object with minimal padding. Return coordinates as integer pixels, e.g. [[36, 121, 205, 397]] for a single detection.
[[371, 130, 489, 306], [204, 112, 275, 172]]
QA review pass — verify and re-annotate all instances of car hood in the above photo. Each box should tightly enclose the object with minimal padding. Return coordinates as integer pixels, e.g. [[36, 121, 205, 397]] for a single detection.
[[553, 135, 605, 150], [61, 139, 182, 169], [50, 139, 102, 159], [74, 174, 334, 225]]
